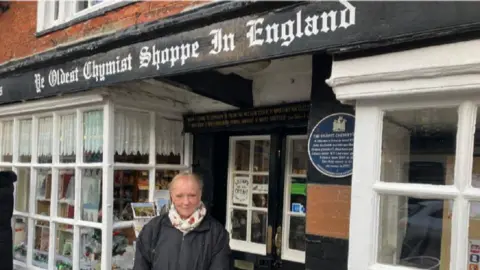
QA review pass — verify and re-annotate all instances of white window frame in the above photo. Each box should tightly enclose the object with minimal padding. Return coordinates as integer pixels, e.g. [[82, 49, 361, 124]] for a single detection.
[[226, 135, 270, 256], [36, 0, 123, 33], [349, 95, 480, 270], [7, 92, 192, 270], [281, 135, 307, 264]]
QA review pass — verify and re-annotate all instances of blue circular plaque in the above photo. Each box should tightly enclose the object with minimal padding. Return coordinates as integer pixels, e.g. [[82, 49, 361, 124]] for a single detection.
[[308, 113, 355, 178]]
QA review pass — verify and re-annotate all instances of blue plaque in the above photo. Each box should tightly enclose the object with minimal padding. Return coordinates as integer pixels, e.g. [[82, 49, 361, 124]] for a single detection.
[[308, 113, 355, 178]]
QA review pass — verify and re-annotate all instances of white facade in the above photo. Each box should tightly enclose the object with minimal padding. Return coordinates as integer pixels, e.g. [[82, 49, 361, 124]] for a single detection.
[[328, 39, 480, 270]]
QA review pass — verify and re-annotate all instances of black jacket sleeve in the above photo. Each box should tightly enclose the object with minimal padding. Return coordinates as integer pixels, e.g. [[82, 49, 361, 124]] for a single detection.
[[133, 221, 154, 270], [209, 227, 233, 270]]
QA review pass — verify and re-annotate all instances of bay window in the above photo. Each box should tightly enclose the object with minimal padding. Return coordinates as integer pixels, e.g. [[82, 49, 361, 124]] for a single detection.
[[8, 91, 191, 270]]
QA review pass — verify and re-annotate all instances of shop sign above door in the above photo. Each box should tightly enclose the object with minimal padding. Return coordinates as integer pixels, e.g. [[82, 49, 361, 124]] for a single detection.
[[0, 1, 356, 104], [308, 113, 355, 178]]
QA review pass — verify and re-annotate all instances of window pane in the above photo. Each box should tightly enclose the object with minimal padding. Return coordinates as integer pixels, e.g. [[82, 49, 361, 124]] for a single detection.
[[291, 139, 308, 175], [114, 110, 149, 164], [232, 175, 250, 207], [290, 177, 306, 213], [155, 169, 179, 191], [13, 216, 28, 262], [83, 110, 103, 163], [18, 119, 32, 163], [252, 175, 268, 208], [32, 220, 50, 268], [37, 116, 53, 163], [289, 216, 306, 251], [59, 114, 76, 163], [36, 169, 51, 216], [81, 169, 102, 223], [15, 168, 30, 213], [113, 170, 149, 222], [377, 195, 449, 269], [251, 211, 267, 244], [58, 169, 75, 219], [55, 223, 73, 269], [76, 0, 88, 12], [234, 141, 250, 171], [231, 209, 247, 241], [156, 117, 182, 164], [79, 227, 101, 268], [382, 108, 457, 185], [253, 140, 270, 172], [2, 120, 13, 162], [468, 202, 480, 269], [112, 227, 135, 270]]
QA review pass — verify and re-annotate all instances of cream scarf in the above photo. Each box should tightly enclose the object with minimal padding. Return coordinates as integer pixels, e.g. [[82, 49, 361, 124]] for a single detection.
[[168, 202, 207, 234]]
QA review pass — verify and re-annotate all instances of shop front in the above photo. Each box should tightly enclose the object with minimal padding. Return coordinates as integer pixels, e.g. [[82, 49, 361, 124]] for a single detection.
[[3, 1, 480, 270]]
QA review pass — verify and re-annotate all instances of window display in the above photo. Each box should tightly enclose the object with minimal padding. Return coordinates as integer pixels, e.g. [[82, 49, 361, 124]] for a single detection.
[[58, 169, 75, 219], [36, 169, 52, 216], [32, 220, 50, 268], [113, 170, 149, 222], [15, 168, 30, 213], [81, 169, 102, 223], [13, 217, 27, 263]]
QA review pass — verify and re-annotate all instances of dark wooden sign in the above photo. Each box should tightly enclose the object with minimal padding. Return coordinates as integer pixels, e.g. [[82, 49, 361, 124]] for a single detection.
[[183, 102, 310, 132], [2, 1, 480, 104]]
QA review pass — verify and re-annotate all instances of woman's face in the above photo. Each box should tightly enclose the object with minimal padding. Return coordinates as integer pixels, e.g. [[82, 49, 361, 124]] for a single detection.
[[170, 176, 202, 219]]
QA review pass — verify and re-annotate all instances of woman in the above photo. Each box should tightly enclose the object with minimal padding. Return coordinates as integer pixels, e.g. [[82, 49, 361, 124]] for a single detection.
[[133, 172, 232, 270]]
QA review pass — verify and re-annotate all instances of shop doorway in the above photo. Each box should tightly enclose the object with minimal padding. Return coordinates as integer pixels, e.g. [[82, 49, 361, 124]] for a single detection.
[[226, 133, 307, 270]]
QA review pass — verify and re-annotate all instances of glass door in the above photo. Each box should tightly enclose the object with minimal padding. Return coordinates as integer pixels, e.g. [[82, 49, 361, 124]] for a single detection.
[[226, 134, 306, 270]]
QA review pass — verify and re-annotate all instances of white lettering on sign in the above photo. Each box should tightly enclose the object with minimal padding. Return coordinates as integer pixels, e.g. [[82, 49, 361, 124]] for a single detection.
[[209, 29, 235, 55], [83, 54, 133, 82], [24, 2, 356, 94], [138, 41, 200, 70], [34, 74, 45, 93], [48, 68, 80, 87], [246, 0, 355, 47]]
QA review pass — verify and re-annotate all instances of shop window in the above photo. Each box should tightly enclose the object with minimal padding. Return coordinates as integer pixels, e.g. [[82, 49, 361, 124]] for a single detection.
[[13, 216, 28, 263], [80, 169, 102, 223], [83, 110, 103, 163], [1, 120, 13, 162], [15, 168, 30, 213], [282, 136, 307, 263], [18, 119, 32, 163], [55, 223, 73, 269], [57, 169, 75, 219], [113, 170, 149, 222], [59, 114, 76, 163], [79, 227, 102, 269], [111, 227, 135, 270], [32, 220, 50, 268], [227, 136, 270, 255], [35, 169, 52, 216], [114, 110, 150, 164], [37, 116, 53, 163], [156, 117, 183, 164]]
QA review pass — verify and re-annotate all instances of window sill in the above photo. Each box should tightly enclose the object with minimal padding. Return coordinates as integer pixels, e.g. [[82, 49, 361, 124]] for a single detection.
[[35, 0, 138, 38]]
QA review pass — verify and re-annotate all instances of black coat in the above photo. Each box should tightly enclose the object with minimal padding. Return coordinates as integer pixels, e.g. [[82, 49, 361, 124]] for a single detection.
[[0, 171, 16, 270], [133, 214, 233, 270]]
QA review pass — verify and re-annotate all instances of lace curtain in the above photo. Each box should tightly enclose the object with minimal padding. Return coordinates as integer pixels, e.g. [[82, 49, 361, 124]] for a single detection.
[[1, 121, 13, 156], [19, 120, 32, 156], [114, 110, 149, 155], [156, 117, 183, 156], [60, 114, 76, 156], [84, 111, 104, 154], [38, 117, 53, 157]]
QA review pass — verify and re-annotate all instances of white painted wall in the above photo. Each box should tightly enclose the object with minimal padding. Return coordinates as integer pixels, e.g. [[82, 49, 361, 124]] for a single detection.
[[252, 55, 312, 107]]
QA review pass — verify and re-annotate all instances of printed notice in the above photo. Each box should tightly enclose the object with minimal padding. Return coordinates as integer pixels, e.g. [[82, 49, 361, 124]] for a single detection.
[[308, 113, 355, 178], [233, 177, 250, 206]]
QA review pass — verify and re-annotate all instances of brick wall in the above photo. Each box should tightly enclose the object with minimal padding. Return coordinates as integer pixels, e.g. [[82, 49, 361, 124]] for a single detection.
[[0, 1, 208, 65]]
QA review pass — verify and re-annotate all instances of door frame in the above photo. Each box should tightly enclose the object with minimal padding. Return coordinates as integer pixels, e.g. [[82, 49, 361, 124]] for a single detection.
[[224, 128, 306, 269]]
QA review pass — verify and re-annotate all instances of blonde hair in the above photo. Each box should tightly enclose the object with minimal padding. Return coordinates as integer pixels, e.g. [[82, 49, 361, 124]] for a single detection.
[[169, 171, 204, 191]]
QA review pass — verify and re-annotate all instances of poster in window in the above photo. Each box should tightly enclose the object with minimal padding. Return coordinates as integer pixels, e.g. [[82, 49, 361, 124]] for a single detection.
[[469, 239, 480, 270], [233, 177, 250, 206]]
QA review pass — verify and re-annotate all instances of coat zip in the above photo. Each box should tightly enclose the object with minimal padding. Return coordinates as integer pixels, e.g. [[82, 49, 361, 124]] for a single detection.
[[176, 234, 185, 269]]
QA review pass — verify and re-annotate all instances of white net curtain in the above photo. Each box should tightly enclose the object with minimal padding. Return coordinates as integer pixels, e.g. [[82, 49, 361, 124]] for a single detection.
[[1, 120, 13, 157], [83, 110, 104, 154], [19, 119, 32, 157], [38, 117, 53, 158], [114, 110, 183, 158], [59, 114, 76, 157]]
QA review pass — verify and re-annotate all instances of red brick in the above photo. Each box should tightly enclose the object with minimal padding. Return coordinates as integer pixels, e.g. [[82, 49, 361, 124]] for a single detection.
[[0, 1, 209, 65]]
